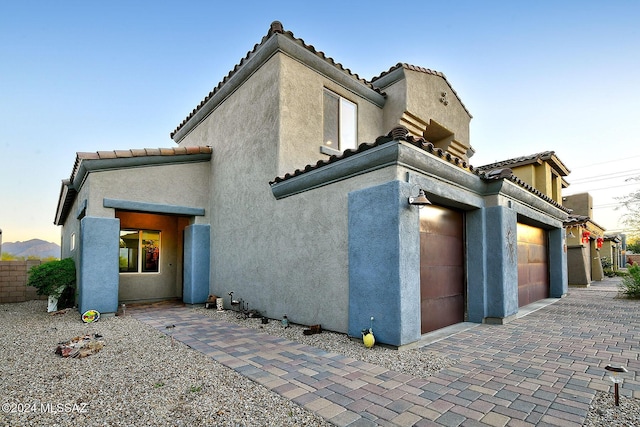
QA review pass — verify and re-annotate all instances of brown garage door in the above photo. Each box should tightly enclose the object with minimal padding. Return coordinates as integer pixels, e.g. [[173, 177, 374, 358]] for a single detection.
[[517, 223, 549, 307], [420, 205, 465, 334]]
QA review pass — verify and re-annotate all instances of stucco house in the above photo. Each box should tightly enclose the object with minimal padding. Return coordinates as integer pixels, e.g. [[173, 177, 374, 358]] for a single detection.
[[54, 21, 570, 347], [562, 193, 608, 285]]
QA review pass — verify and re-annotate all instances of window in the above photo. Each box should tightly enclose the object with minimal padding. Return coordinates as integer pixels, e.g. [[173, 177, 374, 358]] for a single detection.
[[119, 230, 160, 273], [70, 233, 76, 251], [323, 89, 357, 153]]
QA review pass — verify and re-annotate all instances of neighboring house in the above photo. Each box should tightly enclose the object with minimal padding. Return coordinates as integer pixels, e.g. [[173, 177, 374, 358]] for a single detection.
[[562, 193, 607, 285], [602, 234, 623, 272], [54, 21, 570, 347]]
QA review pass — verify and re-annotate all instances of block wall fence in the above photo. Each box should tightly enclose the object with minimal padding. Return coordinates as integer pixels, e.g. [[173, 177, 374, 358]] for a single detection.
[[0, 260, 46, 303], [628, 254, 640, 266]]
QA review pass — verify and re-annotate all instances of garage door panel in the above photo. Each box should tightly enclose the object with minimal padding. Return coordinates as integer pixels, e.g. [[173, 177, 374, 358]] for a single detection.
[[421, 267, 465, 298], [517, 223, 549, 307], [420, 205, 465, 334], [420, 206, 464, 237], [421, 294, 465, 333], [420, 235, 464, 267], [527, 245, 546, 264]]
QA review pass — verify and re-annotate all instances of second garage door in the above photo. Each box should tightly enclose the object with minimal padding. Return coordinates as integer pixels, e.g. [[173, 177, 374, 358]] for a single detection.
[[517, 223, 549, 307]]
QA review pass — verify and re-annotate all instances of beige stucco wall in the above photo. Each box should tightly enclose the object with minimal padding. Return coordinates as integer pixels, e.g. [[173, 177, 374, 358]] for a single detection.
[[80, 162, 210, 220], [175, 52, 399, 332], [377, 68, 471, 161], [563, 193, 593, 218], [277, 55, 383, 176], [60, 161, 211, 303]]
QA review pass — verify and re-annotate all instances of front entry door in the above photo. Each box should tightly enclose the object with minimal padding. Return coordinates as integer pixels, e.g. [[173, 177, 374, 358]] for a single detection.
[[420, 205, 465, 334]]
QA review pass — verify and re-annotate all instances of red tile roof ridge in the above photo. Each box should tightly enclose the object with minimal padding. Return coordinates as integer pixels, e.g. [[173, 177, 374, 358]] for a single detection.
[[170, 21, 384, 139]]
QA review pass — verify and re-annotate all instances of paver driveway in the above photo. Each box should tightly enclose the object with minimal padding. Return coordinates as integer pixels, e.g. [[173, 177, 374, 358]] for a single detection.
[[131, 277, 638, 426]]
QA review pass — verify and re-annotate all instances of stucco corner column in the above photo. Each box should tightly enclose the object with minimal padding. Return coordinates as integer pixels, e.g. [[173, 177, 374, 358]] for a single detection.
[[548, 227, 568, 297], [483, 206, 518, 324], [348, 181, 421, 347], [183, 224, 210, 304], [78, 217, 120, 315]]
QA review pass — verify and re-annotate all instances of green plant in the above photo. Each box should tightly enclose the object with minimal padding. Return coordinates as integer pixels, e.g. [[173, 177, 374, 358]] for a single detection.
[[189, 385, 202, 393], [153, 382, 165, 388], [619, 264, 640, 298], [27, 258, 76, 308]]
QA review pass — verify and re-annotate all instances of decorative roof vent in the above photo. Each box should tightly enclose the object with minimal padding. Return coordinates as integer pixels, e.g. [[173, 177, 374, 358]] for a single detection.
[[390, 126, 409, 141]]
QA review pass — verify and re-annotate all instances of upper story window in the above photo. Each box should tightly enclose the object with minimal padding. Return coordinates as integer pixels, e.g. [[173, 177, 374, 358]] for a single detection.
[[119, 229, 160, 273], [323, 89, 357, 153]]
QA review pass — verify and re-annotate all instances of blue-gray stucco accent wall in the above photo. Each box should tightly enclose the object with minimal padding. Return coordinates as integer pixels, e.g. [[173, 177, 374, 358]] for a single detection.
[[183, 224, 210, 304], [484, 206, 519, 322], [348, 181, 421, 347], [78, 216, 120, 314]]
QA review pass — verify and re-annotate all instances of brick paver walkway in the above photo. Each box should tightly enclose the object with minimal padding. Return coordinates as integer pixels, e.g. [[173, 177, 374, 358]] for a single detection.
[[130, 278, 638, 426]]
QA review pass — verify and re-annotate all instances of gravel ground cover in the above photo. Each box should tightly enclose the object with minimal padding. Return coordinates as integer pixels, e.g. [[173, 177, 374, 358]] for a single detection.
[[1, 300, 637, 426], [0, 300, 330, 427]]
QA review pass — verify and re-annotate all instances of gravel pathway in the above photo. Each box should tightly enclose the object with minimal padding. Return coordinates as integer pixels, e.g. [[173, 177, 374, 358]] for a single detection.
[[1, 299, 638, 426]]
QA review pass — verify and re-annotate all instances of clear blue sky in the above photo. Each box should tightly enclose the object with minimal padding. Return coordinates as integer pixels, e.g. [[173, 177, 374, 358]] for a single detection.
[[1, 0, 639, 244]]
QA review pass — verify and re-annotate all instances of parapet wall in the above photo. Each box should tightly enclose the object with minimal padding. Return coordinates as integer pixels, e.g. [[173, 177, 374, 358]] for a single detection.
[[0, 260, 45, 303]]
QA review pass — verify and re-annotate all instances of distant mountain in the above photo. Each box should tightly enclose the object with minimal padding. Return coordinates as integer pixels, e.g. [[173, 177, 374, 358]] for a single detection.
[[2, 239, 61, 259]]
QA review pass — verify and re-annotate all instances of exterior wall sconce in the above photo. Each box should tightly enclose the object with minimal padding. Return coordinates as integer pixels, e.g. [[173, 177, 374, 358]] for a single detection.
[[409, 188, 432, 207], [566, 226, 575, 238]]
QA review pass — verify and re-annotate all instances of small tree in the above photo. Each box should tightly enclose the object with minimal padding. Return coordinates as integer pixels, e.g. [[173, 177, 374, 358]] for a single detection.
[[617, 177, 640, 241], [27, 258, 76, 309]]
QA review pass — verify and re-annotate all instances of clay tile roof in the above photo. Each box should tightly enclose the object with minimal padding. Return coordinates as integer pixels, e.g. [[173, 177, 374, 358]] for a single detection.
[[476, 151, 571, 176], [371, 63, 472, 118], [71, 146, 212, 182], [170, 21, 384, 139], [270, 126, 471, 185], [564, 214, 590, 226], [271, 126, 570, 213]]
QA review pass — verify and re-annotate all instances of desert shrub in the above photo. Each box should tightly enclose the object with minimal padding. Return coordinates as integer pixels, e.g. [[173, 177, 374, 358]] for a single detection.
[[27, 258, 76, 308], [619, 264, 640, 299]]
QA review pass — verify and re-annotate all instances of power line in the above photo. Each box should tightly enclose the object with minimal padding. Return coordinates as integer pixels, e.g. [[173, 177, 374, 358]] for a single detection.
[[571, 154, 640, 170], [570, 169, 640, 184], [565, 181, 640, 192]]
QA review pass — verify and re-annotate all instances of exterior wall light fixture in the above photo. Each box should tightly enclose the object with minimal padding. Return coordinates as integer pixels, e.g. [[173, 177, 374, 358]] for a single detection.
[[409, 188, 432, 208]]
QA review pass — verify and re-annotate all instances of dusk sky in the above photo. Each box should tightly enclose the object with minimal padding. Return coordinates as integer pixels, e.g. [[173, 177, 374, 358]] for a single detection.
[[1, 0, 639, 245]]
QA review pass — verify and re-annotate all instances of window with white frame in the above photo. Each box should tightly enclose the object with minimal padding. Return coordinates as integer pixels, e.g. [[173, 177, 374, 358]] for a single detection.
[[70, 233, 76, 251], [323, 89, 357, 153], [119, 230, 160, 273]]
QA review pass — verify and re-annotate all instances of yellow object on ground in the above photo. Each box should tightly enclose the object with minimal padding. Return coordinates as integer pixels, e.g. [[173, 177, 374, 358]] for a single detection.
[[363, 332, 375, 348]]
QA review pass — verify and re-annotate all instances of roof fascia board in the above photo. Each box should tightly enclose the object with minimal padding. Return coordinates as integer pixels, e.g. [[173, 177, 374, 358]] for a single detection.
[[103, 198, 205, 216], [172, 33, 386, 143]]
